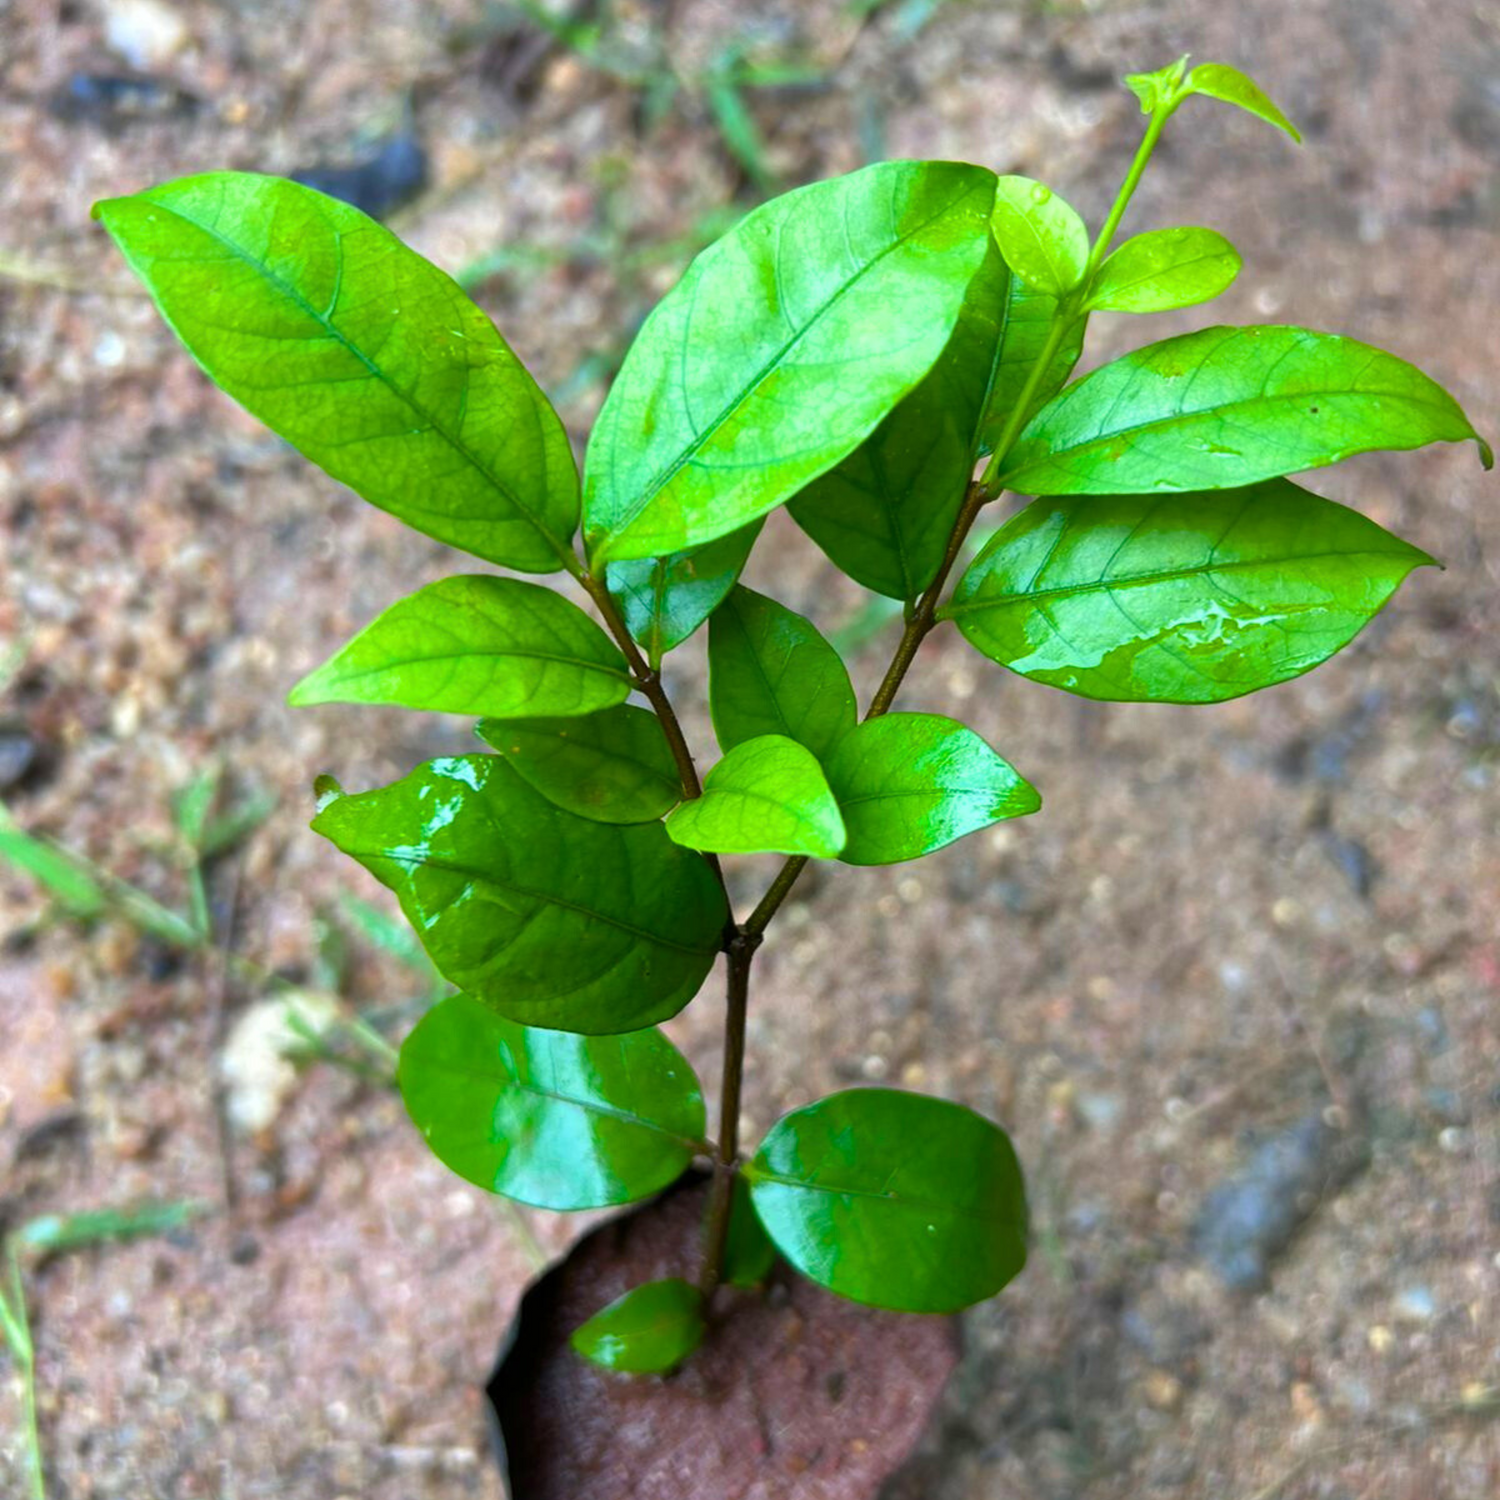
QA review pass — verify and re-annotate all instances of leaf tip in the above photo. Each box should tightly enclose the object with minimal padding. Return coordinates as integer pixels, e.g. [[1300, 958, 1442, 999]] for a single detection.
[[312, 774, 344, 815], [1477, 434, 1495, 471]]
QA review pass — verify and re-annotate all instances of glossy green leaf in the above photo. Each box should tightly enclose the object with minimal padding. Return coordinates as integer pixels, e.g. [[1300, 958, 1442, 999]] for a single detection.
[[708, 586, 857, 761], [944, 480, 1435, 704], [604, 520, 763, 663], [399, 994, 704, 1209], [289, 576, 632, 718], [94, 173, 579, 571], [989, 175, 1089, 298], [1185, 62, 1301, 142], [788, 244, 1007, 601], [746, 1088, 1028, 1313], [583, 160, 997, 562], [312, 756, 727, 1033], [823, 713, 1040, 865], [666, 736, 846, 858], [977, 273, 1085, 457], [724, 1176, 776, 1288], [570, 1278, 705, 1375], [999, 325, 1493, 496], [1086, 227, 1241, 314], [475, 706, 681, 824]]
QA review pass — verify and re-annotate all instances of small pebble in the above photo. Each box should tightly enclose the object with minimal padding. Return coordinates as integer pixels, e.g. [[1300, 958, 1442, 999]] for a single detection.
[[103, 0, 188, 70], [1394, 1285, 1436, 1323], [1142, 1370, 1183, 1412]]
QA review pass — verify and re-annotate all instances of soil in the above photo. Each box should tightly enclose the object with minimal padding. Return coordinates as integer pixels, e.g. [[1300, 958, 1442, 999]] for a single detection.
[[1, 1, 1497, 1498], [491, 1175, 960, 1499]]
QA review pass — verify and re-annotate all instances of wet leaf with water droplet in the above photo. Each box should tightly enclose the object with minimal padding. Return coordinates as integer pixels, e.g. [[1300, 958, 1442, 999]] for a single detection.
[[990, 175, 1090, 299], [745, 1088, 1029, 1312], [312, 755, 727, 1033], [943, 480, 1436, 703]]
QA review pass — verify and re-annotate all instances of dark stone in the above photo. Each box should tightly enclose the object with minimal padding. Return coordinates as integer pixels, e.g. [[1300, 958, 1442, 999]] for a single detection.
[[49, 71, 198, 129], [291, 134, 428, 221], [1193, 1113, 1370, 1291], [0, 725, 40, 792]]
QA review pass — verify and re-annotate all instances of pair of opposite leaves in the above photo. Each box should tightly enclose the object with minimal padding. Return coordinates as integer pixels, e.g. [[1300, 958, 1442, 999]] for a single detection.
[[401, 992, 1027, 1322]]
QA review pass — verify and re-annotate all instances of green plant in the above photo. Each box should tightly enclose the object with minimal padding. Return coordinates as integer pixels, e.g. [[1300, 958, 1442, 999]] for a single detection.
[[92, 55, 1488, 1377]]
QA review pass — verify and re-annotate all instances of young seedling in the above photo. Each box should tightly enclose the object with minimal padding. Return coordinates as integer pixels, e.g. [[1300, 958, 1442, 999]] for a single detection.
[[93, 56, 1488, 1382]]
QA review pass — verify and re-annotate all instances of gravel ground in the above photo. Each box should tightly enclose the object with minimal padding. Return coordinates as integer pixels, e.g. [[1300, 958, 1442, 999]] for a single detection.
[[2, 1, 1497, 1497]]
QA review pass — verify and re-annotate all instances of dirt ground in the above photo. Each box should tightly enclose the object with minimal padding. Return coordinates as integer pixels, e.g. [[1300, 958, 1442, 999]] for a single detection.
[[1, 0, 1497, 1496]]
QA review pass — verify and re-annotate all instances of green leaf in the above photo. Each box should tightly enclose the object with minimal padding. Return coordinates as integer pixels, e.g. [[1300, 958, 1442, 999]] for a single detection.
[[311, 755, 727, 1033], [666, 736, 846, 858], [823, 713, 1040, 865], [93, 173, 579, 571], [977, 272, 1085, 457], [944, 480, 1436, 704], [0, 806, 107, 918], [289, 575, 632, 718], [788, 243, 1007, 601], [583, 160, 997, 562], [604, 519, 763, 663], [746, 1087, 1028, 1313], [989, 175, 1089, 299], [570, 1278, 705, 1375], [999, 325, 1494, 496], [708, 586, 857, 761], [1184, 62, 1302, 142], [398, 994, 704, 1210], [724, 1176, 776, 1288], [476, 706, 681, 824], [1086, 227, 1241, 315]]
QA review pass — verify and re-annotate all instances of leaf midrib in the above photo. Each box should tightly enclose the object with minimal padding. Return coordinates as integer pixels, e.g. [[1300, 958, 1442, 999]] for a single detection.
[[750, 1167, 1012, 1226], [945, 545, 1422, 616], [352, 845, 718, 957], [422, 1059, 701, 1147], [321, 645, 632, 683], [1001, 356, 1465, 480]]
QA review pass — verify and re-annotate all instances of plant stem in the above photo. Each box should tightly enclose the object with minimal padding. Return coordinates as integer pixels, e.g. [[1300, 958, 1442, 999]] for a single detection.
[[695, 99, 1181, 1294], [577, 570, 705, 802], [1083, 103, 1171, 281], [697, 929, 759, 1298]]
